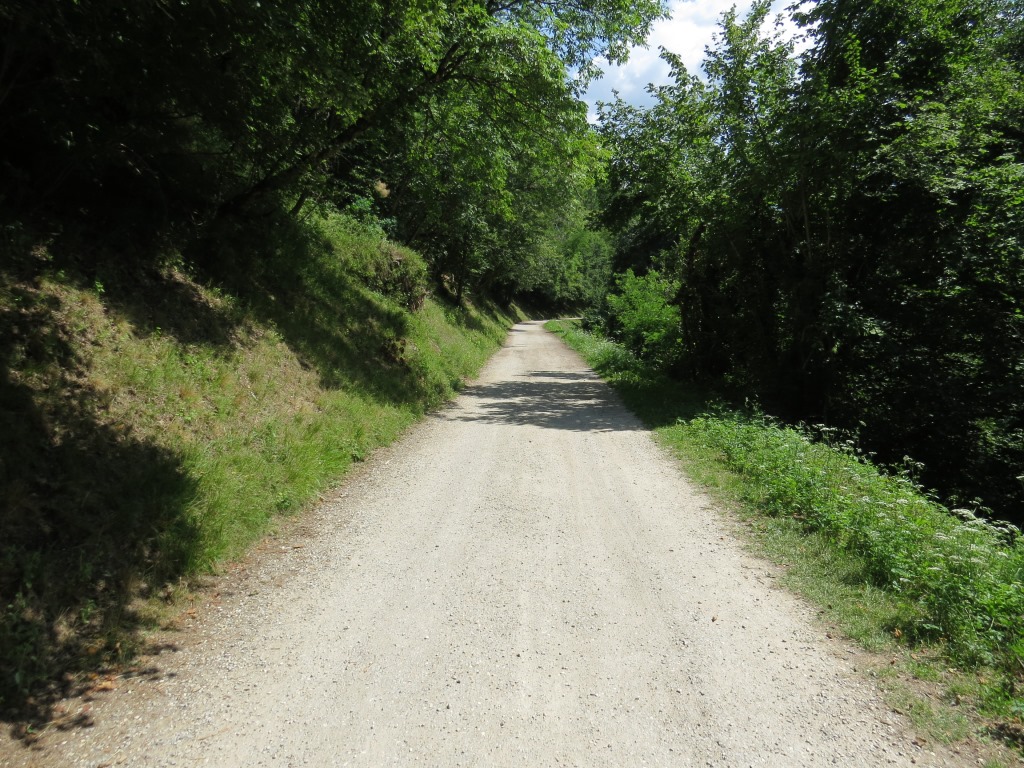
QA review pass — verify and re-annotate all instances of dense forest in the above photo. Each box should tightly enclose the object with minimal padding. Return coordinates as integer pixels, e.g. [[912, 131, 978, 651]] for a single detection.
[[594, 0, 1024, 524], [0, 0, 659, 301]]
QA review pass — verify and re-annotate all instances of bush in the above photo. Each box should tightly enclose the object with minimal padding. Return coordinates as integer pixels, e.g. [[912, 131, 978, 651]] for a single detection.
[[605, 269, 681, 369], [368, 242, 429, 311], [321, 214, 429, 310]]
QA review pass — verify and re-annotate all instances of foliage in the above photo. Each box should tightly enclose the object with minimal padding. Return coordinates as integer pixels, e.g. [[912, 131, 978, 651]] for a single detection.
[[685, 413, 1024, 671], [605, 269, 681, 368], [594, 0, 1024, 522], [321, 214, 429, 310], [549, 319, 1024, 725], [0, 0, 664, 308], [365, 62, 612, 305]]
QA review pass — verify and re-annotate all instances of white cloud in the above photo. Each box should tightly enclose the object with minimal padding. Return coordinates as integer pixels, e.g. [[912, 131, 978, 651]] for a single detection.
[[583, 0, 805, 120]]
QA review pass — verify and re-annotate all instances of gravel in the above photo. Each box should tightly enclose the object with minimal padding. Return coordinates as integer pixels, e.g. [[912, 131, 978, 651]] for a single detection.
[[1, 321, 971, 767]]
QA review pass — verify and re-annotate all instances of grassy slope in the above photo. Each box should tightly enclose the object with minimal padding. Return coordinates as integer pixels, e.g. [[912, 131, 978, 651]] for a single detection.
[[547, 319, 1024, 758], [0, 214, 517, 718]]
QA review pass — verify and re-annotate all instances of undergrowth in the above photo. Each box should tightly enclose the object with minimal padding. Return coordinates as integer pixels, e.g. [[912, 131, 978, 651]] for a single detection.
[[548, 319, 1024, 742], [0, 213, 515, 721]]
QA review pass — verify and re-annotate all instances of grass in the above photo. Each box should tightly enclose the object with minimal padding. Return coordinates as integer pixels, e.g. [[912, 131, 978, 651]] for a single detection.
[[0, 212, 517, 721], [547, 318, 1024, 754]]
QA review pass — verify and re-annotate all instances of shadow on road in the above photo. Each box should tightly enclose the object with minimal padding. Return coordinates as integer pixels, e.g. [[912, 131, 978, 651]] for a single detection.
[[443, 370, 643, 432]]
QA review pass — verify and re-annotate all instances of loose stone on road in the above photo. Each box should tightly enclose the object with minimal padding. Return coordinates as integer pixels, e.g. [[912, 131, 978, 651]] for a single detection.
[[4, 321, 966, 767]]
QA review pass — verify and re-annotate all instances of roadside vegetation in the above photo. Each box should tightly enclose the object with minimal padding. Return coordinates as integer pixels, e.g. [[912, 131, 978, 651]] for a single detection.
[[549, 319, 1024, 752], [0, 212, 518, 720], [0, 0, 661, 722], [595, 0, 1024, 526], [579, 1, 1024, 746]]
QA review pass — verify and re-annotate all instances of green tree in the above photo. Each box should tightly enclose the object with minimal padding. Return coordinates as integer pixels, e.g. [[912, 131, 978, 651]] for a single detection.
[[0, 0, 666, 246], [606, 269, 681, 369], [594, 0, 1024, 520]]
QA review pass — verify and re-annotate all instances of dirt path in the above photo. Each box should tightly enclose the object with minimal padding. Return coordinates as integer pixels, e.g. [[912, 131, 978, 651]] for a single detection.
[[4, 321, 967, 767]]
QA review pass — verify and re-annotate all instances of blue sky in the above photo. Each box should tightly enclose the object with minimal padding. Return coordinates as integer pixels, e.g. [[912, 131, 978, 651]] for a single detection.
[[582, 0, 805, 118]]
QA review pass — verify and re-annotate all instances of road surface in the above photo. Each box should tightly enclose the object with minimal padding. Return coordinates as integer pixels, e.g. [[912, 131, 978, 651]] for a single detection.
[[4, 321, 961, 766]]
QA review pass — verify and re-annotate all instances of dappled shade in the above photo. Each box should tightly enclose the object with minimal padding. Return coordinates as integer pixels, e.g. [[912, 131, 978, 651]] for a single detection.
[[0, 275, 200, 724], [443, 370, 642, 432]]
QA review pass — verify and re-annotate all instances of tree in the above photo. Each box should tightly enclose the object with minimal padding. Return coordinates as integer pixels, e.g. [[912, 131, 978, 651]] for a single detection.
[[594, 0, 1024, 520], [0, 0, 666, 247]]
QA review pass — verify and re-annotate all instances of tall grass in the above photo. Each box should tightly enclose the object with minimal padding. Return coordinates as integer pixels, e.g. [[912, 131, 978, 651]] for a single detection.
[[0, 212, 515, 718], [548, 319, 1024, 721], [687, 413, 1024, 672]]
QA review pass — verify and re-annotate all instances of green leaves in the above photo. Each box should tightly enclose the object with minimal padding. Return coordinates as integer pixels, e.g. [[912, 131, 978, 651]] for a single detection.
[[593, 0, 1024, 521], [0, 0, 667, 243], [605, 269, 681, 369]]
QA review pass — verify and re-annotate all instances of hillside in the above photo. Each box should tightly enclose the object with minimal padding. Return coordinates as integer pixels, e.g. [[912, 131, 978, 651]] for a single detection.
[[0, 213, 518, 719]]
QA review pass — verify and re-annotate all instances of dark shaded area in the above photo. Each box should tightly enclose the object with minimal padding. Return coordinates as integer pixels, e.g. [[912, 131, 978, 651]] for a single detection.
[[447, 370, 644, 432], [988, 722, 1024, 750], [0, 260, 201, 725], [528, 370, 599, 380], [40, 238, 246, 351], [92, 264, 243, 349], [442, 300, 494, 336], [434, 291, 521, 343]]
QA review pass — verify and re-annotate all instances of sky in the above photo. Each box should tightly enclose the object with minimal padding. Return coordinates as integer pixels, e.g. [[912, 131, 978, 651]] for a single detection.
[[582, 0, 804, 118]]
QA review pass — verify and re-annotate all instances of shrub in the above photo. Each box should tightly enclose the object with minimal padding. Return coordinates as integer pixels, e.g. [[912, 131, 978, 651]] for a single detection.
[[368, 242, 429, 311], [683, 411, 1024, 674], [321, 213, 429, 310], [605, 269, 681, 369]]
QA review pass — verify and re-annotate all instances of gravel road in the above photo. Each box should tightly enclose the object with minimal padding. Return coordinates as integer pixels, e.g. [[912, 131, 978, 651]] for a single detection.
[[4, 321, 970, 767]]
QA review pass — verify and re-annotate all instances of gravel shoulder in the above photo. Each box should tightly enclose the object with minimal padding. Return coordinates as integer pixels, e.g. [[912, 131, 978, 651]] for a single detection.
[[2, 321, 972, 767]]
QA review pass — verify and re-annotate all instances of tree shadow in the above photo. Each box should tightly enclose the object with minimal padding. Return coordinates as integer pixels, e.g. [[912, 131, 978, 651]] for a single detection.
[[31, 233, 245, 350], [545, 323, 727, 430], [443, 300, 491, 335], [608, 375, 717, 429], [189, 215, 436, 405], [92, 265, 243, 348], [0, 274, 200, 728], [37, 212, 440, 408], [442, 371, 645, 432], [528, 370, 602, 381]]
